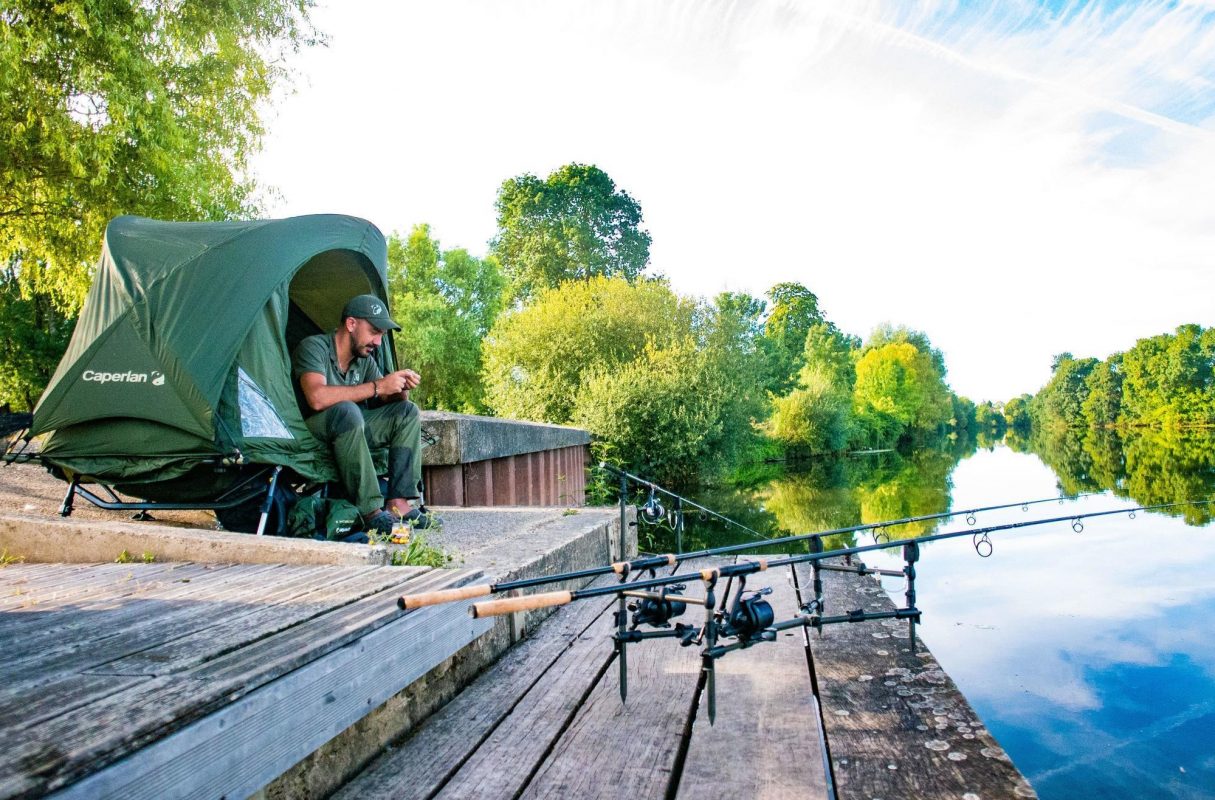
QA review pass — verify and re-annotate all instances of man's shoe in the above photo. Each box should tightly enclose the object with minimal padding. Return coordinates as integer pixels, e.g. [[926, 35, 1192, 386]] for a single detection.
[[401, 506, 439, 530], [363, 509, 397, 536]]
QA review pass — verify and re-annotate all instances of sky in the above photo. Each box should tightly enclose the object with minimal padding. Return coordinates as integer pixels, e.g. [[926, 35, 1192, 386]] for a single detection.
[[252, 0, 1215, 402]]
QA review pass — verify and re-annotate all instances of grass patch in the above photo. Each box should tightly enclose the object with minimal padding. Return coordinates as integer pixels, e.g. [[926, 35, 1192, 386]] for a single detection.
[[115, 550, 156, 564], [1, 549, 24, 567], [388, 531, 456, 568]]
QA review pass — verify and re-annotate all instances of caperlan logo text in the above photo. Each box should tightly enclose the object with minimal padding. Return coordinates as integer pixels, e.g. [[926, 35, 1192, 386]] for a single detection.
[[82, 370, 165, 385]]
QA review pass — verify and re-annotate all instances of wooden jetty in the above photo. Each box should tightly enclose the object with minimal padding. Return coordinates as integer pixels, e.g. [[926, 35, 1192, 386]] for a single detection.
[[0, 561, 490, 800], [340, 557, 1037, 799]]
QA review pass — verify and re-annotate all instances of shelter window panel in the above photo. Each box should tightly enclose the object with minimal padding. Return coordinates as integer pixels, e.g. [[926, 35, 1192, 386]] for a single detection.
[[237, 367, 293, 439]]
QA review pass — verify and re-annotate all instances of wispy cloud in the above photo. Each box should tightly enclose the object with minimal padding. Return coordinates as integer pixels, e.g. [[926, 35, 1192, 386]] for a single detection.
[[255, 0, 1215, 400]]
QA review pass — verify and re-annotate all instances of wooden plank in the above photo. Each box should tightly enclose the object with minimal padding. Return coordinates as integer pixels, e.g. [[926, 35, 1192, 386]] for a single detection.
[[675, 560, 828, 799], [0, 567, 483, 799], [513, 562, 718, 800], [335, 573, 621, 800], [89, 565, 401, 676], [0, 562, 198, 611], [796, 559, 1037, 800], [0, 564, 294, 678], [0, 566, 382, 731]]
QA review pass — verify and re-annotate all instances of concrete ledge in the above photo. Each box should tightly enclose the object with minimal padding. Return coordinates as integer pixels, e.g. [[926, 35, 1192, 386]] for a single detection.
[[420, 411, 590, 465], [0, 513, 401, 566]]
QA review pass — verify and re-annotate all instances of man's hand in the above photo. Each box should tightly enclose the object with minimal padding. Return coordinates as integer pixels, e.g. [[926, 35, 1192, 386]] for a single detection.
[[377, 369, 420, 398]]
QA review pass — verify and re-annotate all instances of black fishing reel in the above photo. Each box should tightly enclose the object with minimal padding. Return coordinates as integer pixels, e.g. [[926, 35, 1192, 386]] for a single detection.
[[640, 486, 665, 523], [629, 586, 688, 628], [724, 587, 774, 642]]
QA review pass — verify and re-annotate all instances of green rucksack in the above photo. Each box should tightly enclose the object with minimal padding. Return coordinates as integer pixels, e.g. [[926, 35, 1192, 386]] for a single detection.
[[287, 494, 362, 540]]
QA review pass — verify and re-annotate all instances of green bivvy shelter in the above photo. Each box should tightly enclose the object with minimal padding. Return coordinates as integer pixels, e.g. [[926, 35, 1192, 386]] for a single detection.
[[31, 214, 395, 504]]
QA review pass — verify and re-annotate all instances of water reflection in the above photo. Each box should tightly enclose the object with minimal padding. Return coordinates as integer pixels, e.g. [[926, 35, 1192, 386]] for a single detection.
[[632, 429, 1215, 800], [637, 428, 1215, 554]]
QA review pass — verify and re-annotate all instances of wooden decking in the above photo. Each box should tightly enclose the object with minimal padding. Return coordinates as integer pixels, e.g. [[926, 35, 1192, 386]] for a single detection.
[[339, 558, 828, 799], [0, 551, 1038, 800], [0, 561, 489, 800], [341, 556, 1038, 800]]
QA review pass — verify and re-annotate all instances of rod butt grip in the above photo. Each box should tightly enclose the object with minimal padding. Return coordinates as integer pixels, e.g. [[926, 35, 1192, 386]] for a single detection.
[[398, 583, 492, 610], [471, 590, 573, 618]]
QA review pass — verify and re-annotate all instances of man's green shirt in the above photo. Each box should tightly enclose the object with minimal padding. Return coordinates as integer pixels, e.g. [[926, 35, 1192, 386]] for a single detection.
[[291, 331, 383, 417]]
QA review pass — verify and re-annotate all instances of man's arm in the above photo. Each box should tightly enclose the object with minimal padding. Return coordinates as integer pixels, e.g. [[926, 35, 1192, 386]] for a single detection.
[[298, 370, 422, 412]]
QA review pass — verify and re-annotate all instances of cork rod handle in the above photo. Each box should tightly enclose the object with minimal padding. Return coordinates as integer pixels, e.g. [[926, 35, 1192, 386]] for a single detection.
[[470, 591, 573, 618], [398, 583, 492, 610]]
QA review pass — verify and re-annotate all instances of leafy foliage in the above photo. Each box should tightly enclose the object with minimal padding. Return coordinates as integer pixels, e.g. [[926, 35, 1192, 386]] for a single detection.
[[1026, 325, 1214, 430], [483, 276, 766, 486], [491, 163, 651, 302], [763, 282, 824, 390], [482, 276, 692, 424], [387, 225, 505, 412], [852, 341, 953, 446], [1, 0, 319, 310], [768, 370, 852, 454], [573, 340, 738, 487], [0, 264, 73, 410]]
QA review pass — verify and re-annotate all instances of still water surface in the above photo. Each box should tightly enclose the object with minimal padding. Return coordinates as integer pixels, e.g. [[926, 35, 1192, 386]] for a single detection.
[[648, 432, 1215, 799]]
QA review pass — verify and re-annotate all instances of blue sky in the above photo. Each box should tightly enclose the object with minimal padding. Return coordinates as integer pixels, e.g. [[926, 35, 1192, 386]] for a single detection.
[[252, 0, 1215, 402]]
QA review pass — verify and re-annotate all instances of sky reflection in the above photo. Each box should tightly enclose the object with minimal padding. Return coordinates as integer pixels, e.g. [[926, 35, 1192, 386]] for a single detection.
[[868, 447, 1215, 799]]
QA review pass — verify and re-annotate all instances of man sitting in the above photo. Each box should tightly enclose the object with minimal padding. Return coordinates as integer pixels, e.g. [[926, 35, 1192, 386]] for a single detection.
[[292, 294, 433, 537]]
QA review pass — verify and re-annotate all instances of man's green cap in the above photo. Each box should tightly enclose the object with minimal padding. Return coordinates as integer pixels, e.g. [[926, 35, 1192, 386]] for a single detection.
[[342, 294, 400, 331]]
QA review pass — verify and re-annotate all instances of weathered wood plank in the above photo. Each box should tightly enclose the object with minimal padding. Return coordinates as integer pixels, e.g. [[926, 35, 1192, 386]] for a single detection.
[[675, 560, 828, 799], [0, 562, 201, 612], [796, 558, 1037, 800], [513, 562, 720, 800], [335, 573, 621, 800], [0, 567, 479, 799], [430, 607, 617, 797], [0, 566, 408, 730], [187, 565, 439, 683], [0, 564, 296, 678], [89, 565, 402, 676]]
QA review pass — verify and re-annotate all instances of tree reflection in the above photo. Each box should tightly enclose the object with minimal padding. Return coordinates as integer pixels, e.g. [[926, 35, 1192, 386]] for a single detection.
[[635, 427, 1212, 557], [1027, 427, 1214, 525]]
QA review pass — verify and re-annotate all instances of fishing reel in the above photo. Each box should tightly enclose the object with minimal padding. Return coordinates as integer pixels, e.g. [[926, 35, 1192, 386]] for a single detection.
[[723, 587, 775, 643], [628, 586, 688, 628], [640, 486, 665, 523]]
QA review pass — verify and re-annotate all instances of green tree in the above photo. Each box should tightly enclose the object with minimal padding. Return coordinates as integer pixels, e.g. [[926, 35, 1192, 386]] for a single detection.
[[973, 400, 1007, 438], [951, 394, 977, 432], [490, 163, 651, 302], [852, 341, 952, 446], [1032, 354, 1099, 429], [573, 339, 741, 487], [0, 264, 73, 410], [1003, 394, 1032, 433], [482, 276, 692, 424], [862, 324, 947, 379], [768, 370, 852, 454], [763, 282, 824, 388], [801, 321, 859, 392], [1, 0, 319, 309], [387, 225, 505, 412], [1081, 355, 1123, 427], [1120, 325, 1215, 426]]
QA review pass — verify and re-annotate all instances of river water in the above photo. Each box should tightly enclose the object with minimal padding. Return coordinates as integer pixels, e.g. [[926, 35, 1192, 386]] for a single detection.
[[641, 430, 1215, 799]]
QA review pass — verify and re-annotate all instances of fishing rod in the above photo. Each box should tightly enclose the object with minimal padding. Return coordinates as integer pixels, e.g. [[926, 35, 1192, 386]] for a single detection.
[[397, 463, 1105, 611], [467, 497, 1209, 722], [613, 460, 1103, 537], [469, 498, 1205, 616]]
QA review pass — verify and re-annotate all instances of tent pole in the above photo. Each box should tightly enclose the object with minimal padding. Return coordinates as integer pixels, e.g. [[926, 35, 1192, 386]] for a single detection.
[[255, 466, 283, 536]]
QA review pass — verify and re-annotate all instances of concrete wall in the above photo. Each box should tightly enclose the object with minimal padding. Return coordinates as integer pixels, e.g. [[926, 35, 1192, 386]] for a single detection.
[[420, 412, 591, 507]]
